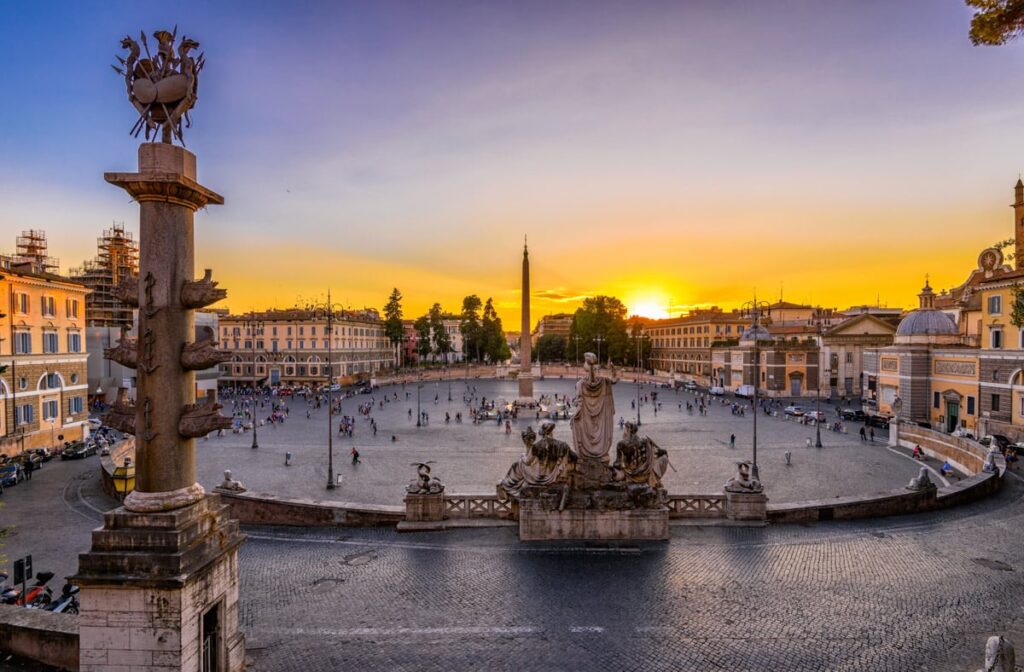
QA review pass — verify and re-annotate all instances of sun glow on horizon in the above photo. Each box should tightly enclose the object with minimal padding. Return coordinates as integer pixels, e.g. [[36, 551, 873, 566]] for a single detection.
[[626, 293, 672, 320]]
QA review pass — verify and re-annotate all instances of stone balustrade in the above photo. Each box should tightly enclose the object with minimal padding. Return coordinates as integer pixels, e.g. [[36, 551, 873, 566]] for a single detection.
[[665, 494, 726, 519]]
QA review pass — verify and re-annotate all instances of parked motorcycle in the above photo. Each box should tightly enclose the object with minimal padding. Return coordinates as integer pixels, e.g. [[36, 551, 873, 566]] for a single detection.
[[1, 571, 55, 606], [40, 583, 79, 614]]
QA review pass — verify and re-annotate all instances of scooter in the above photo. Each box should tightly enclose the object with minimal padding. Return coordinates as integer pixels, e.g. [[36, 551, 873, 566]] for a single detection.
[[2, 571, 55, 606], [41, 584, 79, 614]]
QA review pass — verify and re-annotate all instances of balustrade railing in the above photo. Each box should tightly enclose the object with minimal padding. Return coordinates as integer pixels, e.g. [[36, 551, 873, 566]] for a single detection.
[[443, 494, 516, 520], [666, 494, 726, 518]]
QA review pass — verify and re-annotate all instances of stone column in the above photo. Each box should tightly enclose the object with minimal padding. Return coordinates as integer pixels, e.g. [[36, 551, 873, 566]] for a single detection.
[[518, 242, 534, 401], [75, 143, 244, 672]]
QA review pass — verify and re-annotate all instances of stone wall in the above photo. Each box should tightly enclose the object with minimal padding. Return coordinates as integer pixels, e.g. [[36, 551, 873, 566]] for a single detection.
[[216, 489, 404, 526], [0, 603, 79, 671], [896, 424, 990, 474], [98, 436, 135, 499]]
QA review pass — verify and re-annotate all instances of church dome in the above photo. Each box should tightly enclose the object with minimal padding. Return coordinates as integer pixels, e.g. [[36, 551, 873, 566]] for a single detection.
[[740, 325, 771, 342], [894, 278, 960, 344], [895, 310, 958, 338]]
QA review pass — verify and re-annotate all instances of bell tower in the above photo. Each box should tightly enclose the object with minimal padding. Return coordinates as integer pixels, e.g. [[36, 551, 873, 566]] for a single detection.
[[1014, 177, 1024, 270]]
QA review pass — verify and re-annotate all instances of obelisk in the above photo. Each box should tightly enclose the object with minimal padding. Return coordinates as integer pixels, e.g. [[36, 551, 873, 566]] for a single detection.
[[519, 239, 534, 400]]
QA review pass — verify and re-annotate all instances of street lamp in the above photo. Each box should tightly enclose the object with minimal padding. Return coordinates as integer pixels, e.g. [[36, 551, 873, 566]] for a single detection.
[[809, 314, 826, 448], [634, 326, 643, 426], [416, 370, 423, 427], [112, 457, 135, 500], [308, 291, 345, 490], [594, 335, 605, 365], [741, 297, 771, 481], [241, 314, 265, 450], [574, 334, 581, 378]]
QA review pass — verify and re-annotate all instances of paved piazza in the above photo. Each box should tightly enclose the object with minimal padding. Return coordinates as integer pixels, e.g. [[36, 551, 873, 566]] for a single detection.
[[201, 378, 927, 505], [3, 380, 1018, 671]]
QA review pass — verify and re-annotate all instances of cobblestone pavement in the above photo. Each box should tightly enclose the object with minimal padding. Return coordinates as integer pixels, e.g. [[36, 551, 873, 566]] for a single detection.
[[241, 472, 1024, 672], [201, 379, 919, 504], [1, 440, 1020, 671]]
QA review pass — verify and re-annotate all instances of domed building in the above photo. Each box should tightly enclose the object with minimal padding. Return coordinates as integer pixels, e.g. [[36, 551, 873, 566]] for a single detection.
[[864, 280, 978, 433]]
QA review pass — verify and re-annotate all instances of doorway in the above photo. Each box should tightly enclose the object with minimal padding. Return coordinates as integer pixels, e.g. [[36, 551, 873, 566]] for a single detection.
[[945, 400, 959, 433], [201, 603, 220, 672]]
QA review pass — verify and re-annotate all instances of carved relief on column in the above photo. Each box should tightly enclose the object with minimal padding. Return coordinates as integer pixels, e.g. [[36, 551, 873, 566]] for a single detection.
[[112, 274, 140, 307], [103, 326, 138, 368], [181, 269, 227, 309], [182, 325, 232, 370], [179, 400, 233, 438], [102, 388, 137, 435]]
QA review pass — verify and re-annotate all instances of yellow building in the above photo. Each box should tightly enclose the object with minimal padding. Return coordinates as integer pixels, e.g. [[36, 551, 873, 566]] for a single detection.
[[0, 264, 91, 457], [649, 307, 748, 384]]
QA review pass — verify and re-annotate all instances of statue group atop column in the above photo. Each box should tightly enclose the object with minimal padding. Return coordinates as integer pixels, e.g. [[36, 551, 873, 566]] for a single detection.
[[498, 353, 669, 512]]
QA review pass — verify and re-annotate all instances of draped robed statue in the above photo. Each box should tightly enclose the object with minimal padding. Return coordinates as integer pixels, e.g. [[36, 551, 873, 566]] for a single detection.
[[570, 352, 620, 463]]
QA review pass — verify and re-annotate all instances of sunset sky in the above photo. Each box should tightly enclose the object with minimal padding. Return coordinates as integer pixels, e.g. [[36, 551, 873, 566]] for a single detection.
[[3, 1, 1024, 324]]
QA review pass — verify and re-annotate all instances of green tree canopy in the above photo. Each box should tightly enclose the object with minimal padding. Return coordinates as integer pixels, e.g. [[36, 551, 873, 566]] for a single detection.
[[568, 295, 630, 364], [413, 315, 432, 361], [536, 334, 567, 362], [428, 303, 451, 363], [383, 288, 404, 350], [482, 298, 511, 363], [967, 0, 1024, 45], [459, 295, 483, 361]]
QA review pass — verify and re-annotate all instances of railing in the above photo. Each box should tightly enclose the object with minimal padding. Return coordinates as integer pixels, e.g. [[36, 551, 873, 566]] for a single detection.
[[666, 494, 726, 518], [443, 494, 516, 520]]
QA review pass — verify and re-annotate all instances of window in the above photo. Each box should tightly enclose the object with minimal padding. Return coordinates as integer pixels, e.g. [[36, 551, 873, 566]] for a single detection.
[[14, 332, 31, 354], [16, 404, 34, 424], [287, 340, 293, 349], [298, 340, 305, 350], [43, 373, 60, 389], [42, 400, 58, 420], [43, 332, 58, 353], [933, 392, 940, 409], [992, 329, 1003, 349], [69, 397, 83, 414], [40, 296, 55, 316], [66, 298, 79, 318], [244, 340, 252, 350], [988, 295, 1003, 315], [67, 332, 81, 353], [16, 293, 29, 313], [311, 326, 317, 335], [272, 326, 278, 336], [967, 396, 976, 415], [845, 352, 853, 364], [271, 340, 279, 352], [323, 340, 328, 349], [18, 377, 27, 391], [992, 394, 1002, 412], [256, 340, 264, 350], [70, 373, 79, 384]]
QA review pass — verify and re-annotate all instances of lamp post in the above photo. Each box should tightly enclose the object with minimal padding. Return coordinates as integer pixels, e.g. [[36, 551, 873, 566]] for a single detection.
[[241, 314, 264, 449], [416, 370, 423, 427], [308, 291, 345, 490], [595, 335, 605, 365], [634, 326, 643, 426], [741, 297, 772, 481], [810, 314, 825, 448], [574, 335, 581, 378]]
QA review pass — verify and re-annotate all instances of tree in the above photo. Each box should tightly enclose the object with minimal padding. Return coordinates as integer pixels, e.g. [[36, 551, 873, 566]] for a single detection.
[[428, 303, 451, 363], [568, 296, 630, 364], [414, 315, 432, 362], [993, 239, 1016, 265], [482, 298, 511, 362], [383, 288, 404, 365], [967, 0, 1024, 45], [536, 334, 566, 362], [459, 295, 483, 361]]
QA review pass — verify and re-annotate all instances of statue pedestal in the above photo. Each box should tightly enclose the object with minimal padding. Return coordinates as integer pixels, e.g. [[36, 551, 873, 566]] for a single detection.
[[518, 501, 669, 541], [404, 493, 445, 522], [725, 491, 768, 522], [73, 495, 245, 672]]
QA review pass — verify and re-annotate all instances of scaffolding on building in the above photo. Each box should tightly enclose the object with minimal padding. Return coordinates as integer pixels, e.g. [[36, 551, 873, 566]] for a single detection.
[[0, 230, 60, 274], [70, 223, 139, 327]]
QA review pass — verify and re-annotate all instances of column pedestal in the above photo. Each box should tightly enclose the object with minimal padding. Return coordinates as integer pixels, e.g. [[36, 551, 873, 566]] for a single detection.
[[73, 495, 246, 672], [725, 490, 769, 521]]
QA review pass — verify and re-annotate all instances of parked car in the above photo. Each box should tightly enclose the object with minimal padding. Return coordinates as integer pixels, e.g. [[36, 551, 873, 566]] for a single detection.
[[60, 442, 95, 460], [708, 386, 725, 396], [19, 451, 43, 470], [866, 415, 890, 429], [683, 381, 698, 391], [0, 463, 23, 487], [735, 385, 756, 399], [784, 405, 805, 417], [989, 434, 1011, 450], [841, 409, 867, 422], [805, 410, 827, 422], [30, 447, 53, 463]]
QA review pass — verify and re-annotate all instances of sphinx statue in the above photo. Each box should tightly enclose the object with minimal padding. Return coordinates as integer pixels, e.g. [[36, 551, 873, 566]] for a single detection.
[[977, 635, 1015, 672], [906, 467, 935, 492], [406, 462, 444, 495], [724, 460, 763, 494]]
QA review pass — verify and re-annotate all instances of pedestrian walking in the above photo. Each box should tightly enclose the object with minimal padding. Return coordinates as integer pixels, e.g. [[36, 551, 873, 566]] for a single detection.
[[859, 426, 867, 442], [351, 447, 361, 465], [729, 433, 736, 449], [869, 428, 875, 442], [784, 450, 792, 466]]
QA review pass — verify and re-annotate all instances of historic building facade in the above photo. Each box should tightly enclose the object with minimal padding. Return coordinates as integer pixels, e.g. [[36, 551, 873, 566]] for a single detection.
[[648, 307, 748, 384], [711, 326, 821, 398], [531, 313, 573, 348], [820, 312, 898, 399], [218, 308, 396, 387], [0, 265, 90, 456]]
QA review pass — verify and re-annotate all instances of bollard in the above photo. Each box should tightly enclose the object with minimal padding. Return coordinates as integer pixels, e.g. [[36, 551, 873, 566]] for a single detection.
[[784, 450, 792, 465], [805, 437, 811, 447], [285, 451, 292, 466]]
